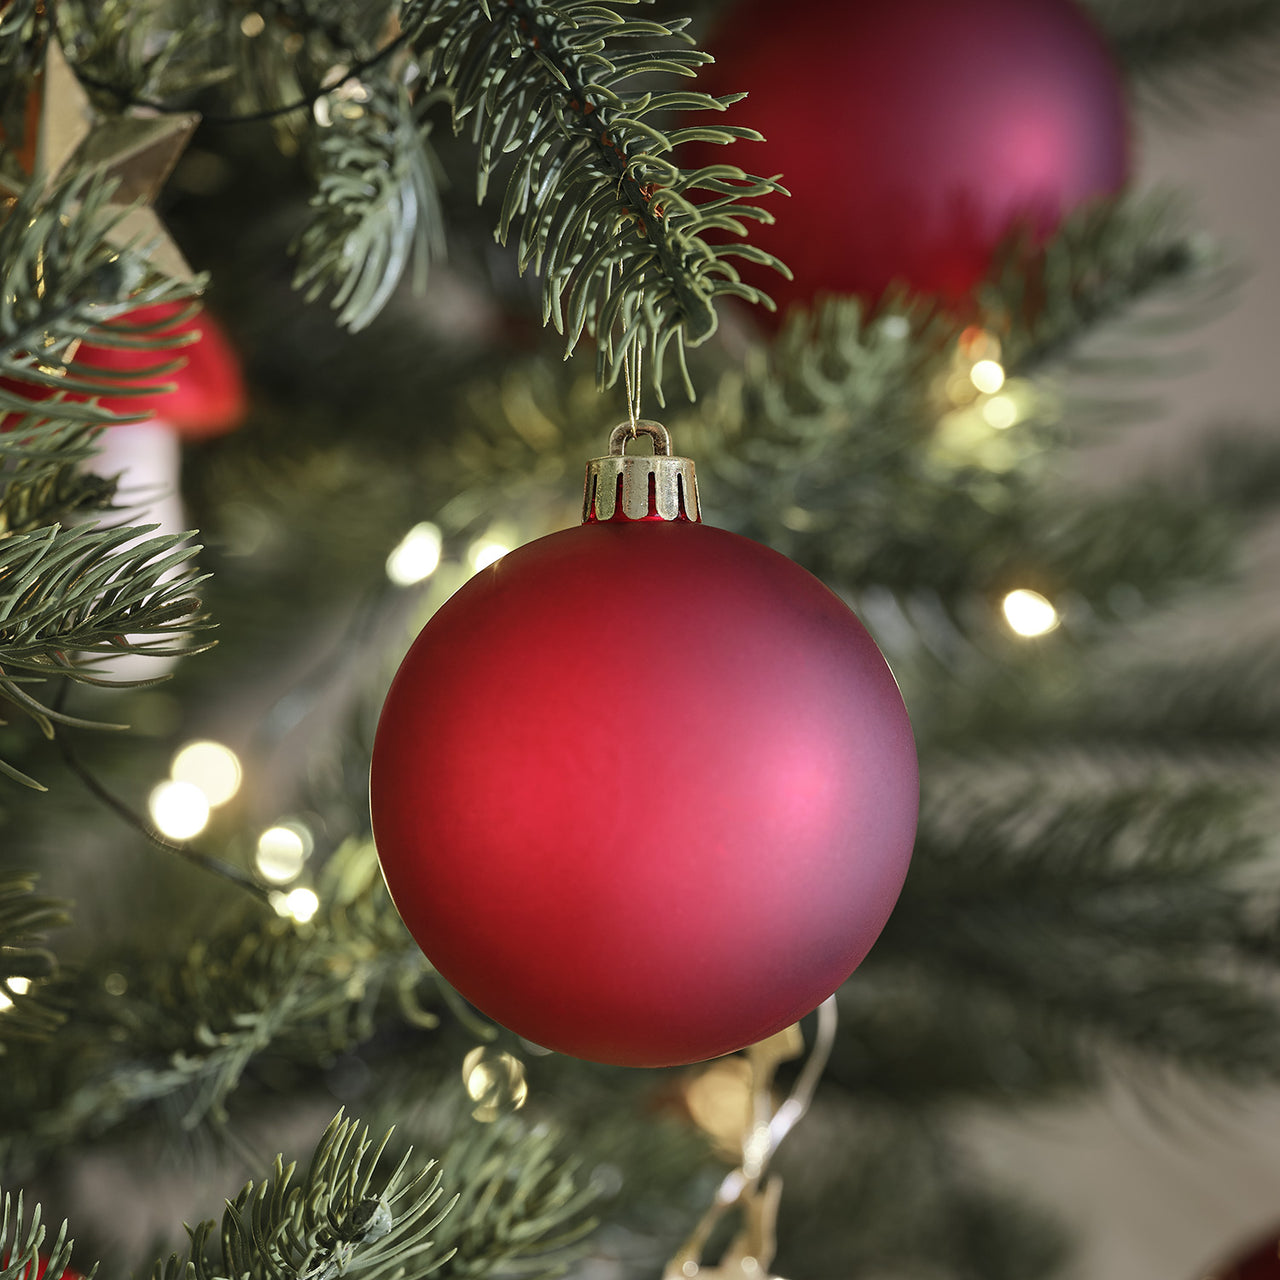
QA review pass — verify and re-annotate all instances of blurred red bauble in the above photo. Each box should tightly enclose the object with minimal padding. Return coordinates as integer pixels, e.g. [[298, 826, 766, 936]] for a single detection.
[[370, 430, 918, 1068], [1213, 1227, 1280, 1279], [685, 0, 1130, 315], [1, 301, 245, 439]]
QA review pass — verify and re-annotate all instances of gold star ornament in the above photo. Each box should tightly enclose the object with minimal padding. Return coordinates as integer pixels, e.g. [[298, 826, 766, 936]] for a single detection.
[[0, 37, 200, 281]]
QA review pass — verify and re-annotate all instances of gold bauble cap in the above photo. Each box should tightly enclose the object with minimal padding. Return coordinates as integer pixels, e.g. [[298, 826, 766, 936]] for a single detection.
[[583, 421, 701, 523]]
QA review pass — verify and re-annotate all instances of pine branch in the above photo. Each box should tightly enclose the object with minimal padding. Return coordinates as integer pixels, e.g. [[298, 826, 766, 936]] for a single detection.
[[0, 176, 198, 419], [663, 196, 1224, 610], [910, 625, 1280, 761], [0, 420, 118, 538], [424, 1120, 597, 1279], [129, 844, 420, 1129], [146, 1109, 597, 1280], [0, 843, 433, 1156], [0, 1189, 89, 1280], [985, 194, 1226, 382], [53, 0, 229, 103], [293, 75, 445, 331], [1086, 0, 1280, 117], [0, 519, 210, 782], [151, 1113, 454, 1280], [0, 871, 69, 1048], [1070, 640, 1280, 749], [772, 1106, 1072, 1280], [0, 0, 38, 70], [866, 783, 1280, 1096], [408, 0, 787, 397]]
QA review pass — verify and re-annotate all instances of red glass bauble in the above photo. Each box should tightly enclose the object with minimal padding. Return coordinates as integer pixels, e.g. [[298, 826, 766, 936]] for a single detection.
[[685, 0, 1129, 314], [371, 514, 917, 1067]]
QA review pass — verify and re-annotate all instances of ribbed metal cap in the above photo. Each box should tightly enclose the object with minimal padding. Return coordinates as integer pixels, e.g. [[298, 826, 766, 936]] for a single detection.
[[583, 421, 701, 523]]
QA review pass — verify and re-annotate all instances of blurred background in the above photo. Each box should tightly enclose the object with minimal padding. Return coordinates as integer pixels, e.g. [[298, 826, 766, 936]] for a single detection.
[[6, 3, 1280, 1279]]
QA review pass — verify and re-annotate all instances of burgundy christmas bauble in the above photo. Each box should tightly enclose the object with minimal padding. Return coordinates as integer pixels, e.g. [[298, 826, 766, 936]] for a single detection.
[[370, 435, 917, 1067], [685, 0, 1129, 314], [1212, 1227, 1280, 1279]]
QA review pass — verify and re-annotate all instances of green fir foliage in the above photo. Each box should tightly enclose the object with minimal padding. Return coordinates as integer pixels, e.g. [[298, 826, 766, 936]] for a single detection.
[[408, 0, 787, 396], [0, 842, 426, 1153], [869, 783, 1280, 1096], [0, 177, 195, 414], [294, 77, 444, 331], [0, 1190, 87, 1280], [0, 871, 69, 1047], [151, 1114, 455, 1280], [1087, 0, 1280, 114]]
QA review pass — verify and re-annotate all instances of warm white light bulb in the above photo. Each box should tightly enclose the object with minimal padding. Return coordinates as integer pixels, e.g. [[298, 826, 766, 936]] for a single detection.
[[981, 394, 1018, 430], [1002, 589, 1060, 637], [386, 522, 443, 586], [469, 539, 511, 572], [970, 359, 1006, 395], [148, 780, 211, 840], [271, 887, 320, 923], [0, 976, 31, 1010], [171, 740, 242, 807], [256, 823, 312, 884]]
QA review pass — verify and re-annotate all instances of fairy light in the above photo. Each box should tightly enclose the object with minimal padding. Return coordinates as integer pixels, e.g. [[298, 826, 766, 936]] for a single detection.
[[386, 522, 443, 586], [255, 822, 313, 883], [148, 780, 211, 840], [468, 538, 511, 573], [970, 359, 1006, 394], [879, 314, 910, 340], [981, 394, 1019, 430], [170, 740, 242, 807], [0, 977, 31, 1011], [271, 887, 320, 923], [239, 11, 266, 36], [1002, 589, 1060, 637]]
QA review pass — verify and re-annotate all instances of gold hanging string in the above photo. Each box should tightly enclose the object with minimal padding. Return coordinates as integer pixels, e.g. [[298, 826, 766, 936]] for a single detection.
[[662, 997, 839, 1279], [618, 257, 643, 437], [622, 333, 643, 436]]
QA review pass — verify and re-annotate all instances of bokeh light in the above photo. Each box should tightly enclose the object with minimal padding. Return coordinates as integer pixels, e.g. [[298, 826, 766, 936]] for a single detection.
[[386, 522, 443, 586], [0, 977, 31, 1011], [255, 822, 313, 883], [981, 394, 1019, 430], [970, 359, 1006, 394], [148, 780, 211, 840], [1002, 589, 1060, 637], [271, 887, 320, 923], [468, 538, 511, 573], [171, 740, 242, 807]]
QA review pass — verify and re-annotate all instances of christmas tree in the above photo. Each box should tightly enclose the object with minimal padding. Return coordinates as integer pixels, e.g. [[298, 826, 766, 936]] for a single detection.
[[4, 2, 1280, 1278]]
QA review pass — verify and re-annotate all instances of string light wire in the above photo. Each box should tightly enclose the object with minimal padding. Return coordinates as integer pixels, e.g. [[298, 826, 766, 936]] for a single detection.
[[48, 3, 418, 127], [51, 683, 270, 903]]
